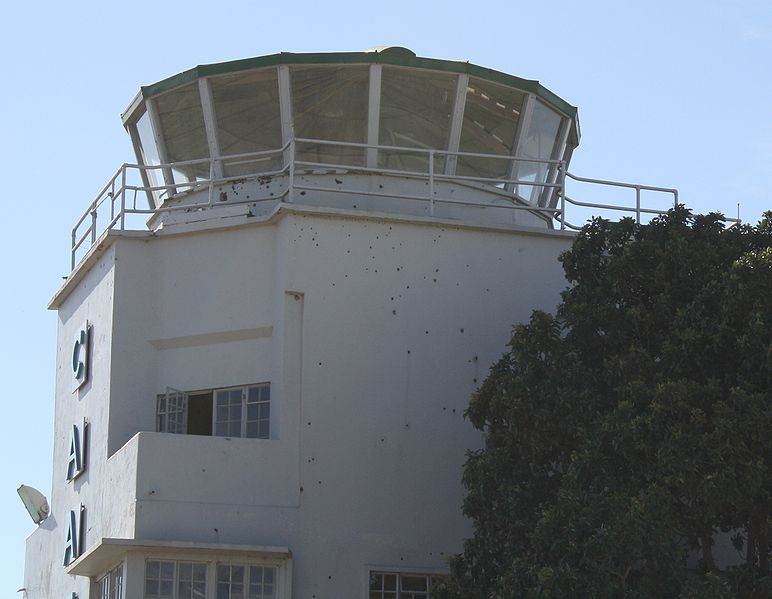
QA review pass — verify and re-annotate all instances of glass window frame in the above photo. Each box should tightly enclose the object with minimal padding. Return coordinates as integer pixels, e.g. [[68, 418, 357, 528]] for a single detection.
[[156, 383, 270, 440], [369, 571, 445, 599], [97, 562, 124, 599]]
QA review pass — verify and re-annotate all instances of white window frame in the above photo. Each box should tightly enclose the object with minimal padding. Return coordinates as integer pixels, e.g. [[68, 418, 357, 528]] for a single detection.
[[156, 383, 270, 439], [96, 562, 124, 599], [142, 558, 286, 599], [144, 559, 207, 599], [216, 562, 278, 599], [368, 570, 447, 599]]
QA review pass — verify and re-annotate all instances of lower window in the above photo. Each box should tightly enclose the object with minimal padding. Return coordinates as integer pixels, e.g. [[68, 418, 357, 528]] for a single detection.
[[369, 572, 445, 599], [143, 560, 277, 599], [145, 560, 207, 599], [217, 563, 276, 599], [97, 562, 124, 599]]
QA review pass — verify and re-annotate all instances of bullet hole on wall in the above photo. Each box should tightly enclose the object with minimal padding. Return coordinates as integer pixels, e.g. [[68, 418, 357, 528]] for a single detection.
[[392, 310, 397, 315], [300, 486, 304, 493], [460, 328, 465, 333], [473, 378, 478, 384], [219, 191, 228, 202], [300, 191, 306, 196]]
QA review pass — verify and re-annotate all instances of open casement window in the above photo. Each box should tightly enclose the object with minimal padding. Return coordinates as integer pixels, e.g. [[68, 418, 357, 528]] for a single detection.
[[156, 384, 269, 439], [157, 388, 187, 434]]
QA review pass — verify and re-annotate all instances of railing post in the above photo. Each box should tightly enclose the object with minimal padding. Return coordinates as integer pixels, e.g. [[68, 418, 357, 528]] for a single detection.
[[208, 158, 215, 207], [71, 229, 77, 271], [287, 139, 295, 203], [120, 166, 127, 230], [673, 189, 679, 210], [90, 206, 97, 245], [428, 150, 435, 217], [110, 177, 116, 221], [560, 162, 566, 231], [635, 185, 641, 224]]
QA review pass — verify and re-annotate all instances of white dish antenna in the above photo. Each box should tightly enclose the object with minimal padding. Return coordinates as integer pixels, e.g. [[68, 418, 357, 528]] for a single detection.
[[17, 485, 50, 524]]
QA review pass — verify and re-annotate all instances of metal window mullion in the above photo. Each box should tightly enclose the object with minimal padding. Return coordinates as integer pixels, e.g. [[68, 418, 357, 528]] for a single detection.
[[445, 74, 469, 175], [145, 98, 177, 196], [278, 65, 294, 168], [241, 387, 248, 438], [198, 78, 224, 179], [366, 64, 382, 168], [505, 93, 535, 196], [539, 116, 571, 208]]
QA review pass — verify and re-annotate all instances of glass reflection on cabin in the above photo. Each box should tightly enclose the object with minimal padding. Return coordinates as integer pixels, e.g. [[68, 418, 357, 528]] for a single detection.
[[155, 82, 210, 183], [211, 69, 282, 176], [136, 110, 163, 193], [378, 67, 456, 174], [517, 99, 563, 205], [291, 66, 369, 168], [457, 78, 525, 179]]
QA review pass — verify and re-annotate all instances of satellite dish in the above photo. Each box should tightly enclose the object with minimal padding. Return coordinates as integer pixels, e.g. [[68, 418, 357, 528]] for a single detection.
[[17, 485, 50, 524]]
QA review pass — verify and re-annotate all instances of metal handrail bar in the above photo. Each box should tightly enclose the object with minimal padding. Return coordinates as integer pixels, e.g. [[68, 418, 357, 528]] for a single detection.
[[566, 172, 679, 196], [71, 137, 693, 269], [293, 136, 565, 166], [292, 158, 562, 191], [563, 195, 668, 214]]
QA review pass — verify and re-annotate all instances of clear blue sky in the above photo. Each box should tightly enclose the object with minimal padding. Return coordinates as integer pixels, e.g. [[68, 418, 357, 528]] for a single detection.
[[1, 0, 769, 593]]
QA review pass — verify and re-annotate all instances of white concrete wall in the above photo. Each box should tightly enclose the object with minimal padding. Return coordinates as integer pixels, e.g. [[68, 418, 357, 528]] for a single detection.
[[24, 246, 123, 599], [26, 204, 573, 599]]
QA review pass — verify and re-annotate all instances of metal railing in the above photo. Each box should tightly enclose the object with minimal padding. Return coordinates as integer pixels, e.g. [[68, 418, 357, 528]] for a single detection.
[[70, 138, 691, 270]]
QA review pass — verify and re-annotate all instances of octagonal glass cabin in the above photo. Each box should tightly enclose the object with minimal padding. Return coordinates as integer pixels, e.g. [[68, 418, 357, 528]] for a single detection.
[[120, 48, 579, 230]]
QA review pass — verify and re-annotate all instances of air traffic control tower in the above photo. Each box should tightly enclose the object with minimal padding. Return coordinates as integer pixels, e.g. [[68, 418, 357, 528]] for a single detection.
[[22, 48, 672, 599]]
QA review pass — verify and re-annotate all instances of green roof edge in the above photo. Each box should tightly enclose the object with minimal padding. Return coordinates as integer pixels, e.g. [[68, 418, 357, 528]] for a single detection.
[[139, 51, 578, 119]]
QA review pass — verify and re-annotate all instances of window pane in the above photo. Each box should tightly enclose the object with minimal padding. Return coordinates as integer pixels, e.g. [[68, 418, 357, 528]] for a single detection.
[[401, 575, 428, 591], [457, 78, 525, 179], [136, 110, 164, 204], [292, 66, 369, 167], [379, 67, 456, 173], [155, 83, 210, 182], [517, 99, 562, 205], [211, 69, 282, 176]]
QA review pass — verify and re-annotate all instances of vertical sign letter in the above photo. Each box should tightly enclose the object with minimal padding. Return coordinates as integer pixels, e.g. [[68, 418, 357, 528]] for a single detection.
[[72, 321, 90, 392]]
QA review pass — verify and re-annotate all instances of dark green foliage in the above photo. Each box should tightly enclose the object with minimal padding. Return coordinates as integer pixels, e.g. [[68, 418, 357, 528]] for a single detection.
[[440, 208, 772, 598]]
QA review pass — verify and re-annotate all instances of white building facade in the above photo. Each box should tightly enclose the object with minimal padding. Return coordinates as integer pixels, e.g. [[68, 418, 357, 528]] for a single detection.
[[23, 48, 605, 598]]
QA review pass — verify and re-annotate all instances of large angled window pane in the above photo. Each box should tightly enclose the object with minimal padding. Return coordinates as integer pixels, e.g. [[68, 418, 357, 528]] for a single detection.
[[136, 109, 164, 199], [379, 67, 456, 173], [457, 78, 525, 179], [211, 69, 282, 176], [155, 83, 210, 183], [517, 99, 562, 205], [291, 66, 368, 167]]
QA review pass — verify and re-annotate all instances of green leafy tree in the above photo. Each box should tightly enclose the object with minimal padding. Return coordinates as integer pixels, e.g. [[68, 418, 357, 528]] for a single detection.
[[439, 208, 772, 598]]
